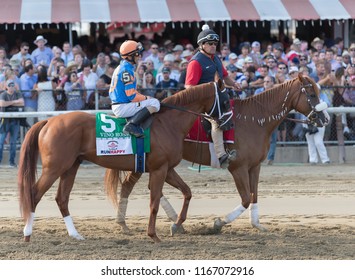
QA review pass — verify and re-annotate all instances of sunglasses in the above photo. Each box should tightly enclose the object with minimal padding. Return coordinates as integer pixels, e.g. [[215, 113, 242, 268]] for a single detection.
[[8, 84, 15, 87], [206, 42, 218, 46], [350, 49, 355, 51], [151, 47, 158, 49]]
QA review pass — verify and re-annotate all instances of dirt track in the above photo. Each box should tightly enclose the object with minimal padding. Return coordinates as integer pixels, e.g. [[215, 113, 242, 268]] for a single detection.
[[0, 161, 354, 260]]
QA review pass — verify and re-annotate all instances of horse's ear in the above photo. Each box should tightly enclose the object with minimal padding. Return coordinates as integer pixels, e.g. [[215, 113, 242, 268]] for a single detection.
[[297, 72, 305, 82]]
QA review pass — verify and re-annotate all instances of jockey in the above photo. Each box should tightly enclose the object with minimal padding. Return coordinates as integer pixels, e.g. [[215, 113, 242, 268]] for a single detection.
[[109, 40, 160, 138], [185, 24, 241, 168]]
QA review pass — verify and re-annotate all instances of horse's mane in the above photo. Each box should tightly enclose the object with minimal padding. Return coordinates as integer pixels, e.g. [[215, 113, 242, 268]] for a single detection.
[[234, 76, 317, 121], [161, 82, 214, 107]]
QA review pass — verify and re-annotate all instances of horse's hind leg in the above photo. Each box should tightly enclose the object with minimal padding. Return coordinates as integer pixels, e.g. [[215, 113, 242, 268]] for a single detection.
[[165, 168, 191, 236], [23, 170, 60, 241], [118, 172, 181, 234], [117, 172, 143, 233], [55, 161, 84, 240]]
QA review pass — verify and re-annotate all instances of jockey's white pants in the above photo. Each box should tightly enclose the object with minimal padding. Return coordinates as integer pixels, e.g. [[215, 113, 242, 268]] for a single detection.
[[112, 98, 160, 118], [305, 126, 330, 164]]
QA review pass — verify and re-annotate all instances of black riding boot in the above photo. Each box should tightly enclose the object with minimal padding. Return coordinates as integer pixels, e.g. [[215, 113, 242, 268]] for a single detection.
[[123, 108, 151, 138]]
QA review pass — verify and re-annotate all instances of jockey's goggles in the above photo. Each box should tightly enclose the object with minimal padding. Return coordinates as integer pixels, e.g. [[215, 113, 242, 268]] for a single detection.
[[200, 34, 219, 43]]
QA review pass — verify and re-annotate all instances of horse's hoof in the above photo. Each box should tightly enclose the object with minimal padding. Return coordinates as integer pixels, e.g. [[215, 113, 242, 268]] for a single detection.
[[24, 235, 31, 242], [118, 223, 131, 234], [150, 236, 162, 243], [213, 218, 226, 232], [252, 224, 267, 232], [170, 224, 185, 236], [70, 233, 85, 240]]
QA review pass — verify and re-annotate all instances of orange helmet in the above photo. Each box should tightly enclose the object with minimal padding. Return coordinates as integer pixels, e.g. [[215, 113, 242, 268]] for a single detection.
[[119, 40, 143, 60]]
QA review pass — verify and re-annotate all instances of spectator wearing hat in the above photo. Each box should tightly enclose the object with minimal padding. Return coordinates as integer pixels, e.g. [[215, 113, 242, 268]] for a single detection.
[[177, 59, 189, 89], [31, 35, 53, 68], [250, 41, 263, 68], [61, 41, 74, 67], [156, 53, 180, 84], [172, 44, 184, 60], [111, 52, 120, 63], [227, 52, 238, 67], [155, 66, 178, 100], [311, 37, 325, 53], [154, 47, 167, 72], [0, 79, 25, 167], [288, 66, 299, 79], [341, 50, 351, 68], [226, 64, 247, 99], [11, 42, 31, 73], [181, 50, 193, 63], [272, 42, 287, 64]]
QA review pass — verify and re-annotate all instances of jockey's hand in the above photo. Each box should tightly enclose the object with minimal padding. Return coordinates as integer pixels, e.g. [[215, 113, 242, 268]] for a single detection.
[[232, 81, 242, 91]]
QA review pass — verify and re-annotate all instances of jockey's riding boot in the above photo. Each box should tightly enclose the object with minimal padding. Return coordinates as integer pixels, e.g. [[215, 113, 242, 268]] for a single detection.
[[123, 108, 151, 138], [219, 149, 237, 169]]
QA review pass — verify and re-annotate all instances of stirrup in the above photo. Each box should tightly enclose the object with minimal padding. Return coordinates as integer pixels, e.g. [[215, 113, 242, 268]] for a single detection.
[[123, 123, 144, 138], [219, 150, 237, 169]]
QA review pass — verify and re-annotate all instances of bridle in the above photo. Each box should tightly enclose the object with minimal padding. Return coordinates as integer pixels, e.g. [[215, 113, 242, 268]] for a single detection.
[[286, 81, 328, 126]]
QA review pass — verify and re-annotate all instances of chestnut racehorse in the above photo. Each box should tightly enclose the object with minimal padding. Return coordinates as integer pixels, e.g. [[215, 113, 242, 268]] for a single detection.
[[114, 74, 330, 234], [18, 81, 233, 243]]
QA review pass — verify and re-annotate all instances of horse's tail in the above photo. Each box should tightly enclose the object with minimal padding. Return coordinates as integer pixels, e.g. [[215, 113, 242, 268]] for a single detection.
[[104, 169, 126, 209], [18, 120, 48, 222]]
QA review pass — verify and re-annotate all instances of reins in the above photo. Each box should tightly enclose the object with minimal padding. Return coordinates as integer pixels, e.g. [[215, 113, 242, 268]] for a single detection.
[[160, 102, 214, 120]]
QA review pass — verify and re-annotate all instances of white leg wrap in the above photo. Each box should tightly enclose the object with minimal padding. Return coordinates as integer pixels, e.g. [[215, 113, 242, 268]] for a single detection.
[[160, 196, 178, 222], [23, 212, 35, 237], [224, 204, 246, 224], [117, 198, 128, 223], [63, 215, 83, 240], [249, 203, 260, 226]]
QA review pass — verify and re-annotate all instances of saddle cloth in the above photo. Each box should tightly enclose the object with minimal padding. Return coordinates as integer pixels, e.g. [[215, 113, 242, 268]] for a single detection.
[[95, 113, 150, 156], [185, 116, 235, 144]]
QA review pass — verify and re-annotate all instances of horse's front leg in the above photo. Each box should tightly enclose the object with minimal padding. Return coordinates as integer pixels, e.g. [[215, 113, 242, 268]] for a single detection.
[[147, 167, 168, 243], [214, 166, 250, 232], [164, 168, 191, 236], [248, 165, 267, 231], [117, 172, 143, 233]]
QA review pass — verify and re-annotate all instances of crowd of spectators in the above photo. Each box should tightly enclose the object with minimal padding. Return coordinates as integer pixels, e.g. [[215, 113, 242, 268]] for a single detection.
[[1, 33, 355, 142]]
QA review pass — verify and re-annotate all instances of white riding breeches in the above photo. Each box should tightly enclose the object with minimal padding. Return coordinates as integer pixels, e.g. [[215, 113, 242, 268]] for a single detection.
[[112, 98, 160, 118]]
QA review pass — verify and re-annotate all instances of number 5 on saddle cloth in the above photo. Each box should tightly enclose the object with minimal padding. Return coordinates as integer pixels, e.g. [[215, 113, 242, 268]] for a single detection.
[[95, 113, 150, 173]]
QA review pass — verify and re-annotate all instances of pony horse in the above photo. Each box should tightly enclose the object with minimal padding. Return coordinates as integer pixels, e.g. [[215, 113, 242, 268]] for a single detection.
[[115, 74, 330, 234], [18, 81, 233, 243]]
